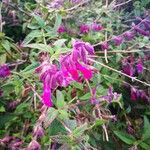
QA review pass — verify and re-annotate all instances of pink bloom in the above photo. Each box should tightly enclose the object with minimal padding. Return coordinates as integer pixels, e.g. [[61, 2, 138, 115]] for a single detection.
[[57, 25, 66, 33], [76, 63, 93, 80], [0, 64, 11, 78], [123, 31, 135, 41], [80, 24, 90, 33], [113, 36, 123, 46], [136, 61, 143, 73], [42, 83, 53, 107], [91, 22, 103, 31], [28, 140, 41, 150]]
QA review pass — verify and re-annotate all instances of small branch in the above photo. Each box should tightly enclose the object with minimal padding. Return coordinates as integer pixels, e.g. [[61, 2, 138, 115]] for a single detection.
[[88, 58, 150, 87], [113, 0, 132, 9]]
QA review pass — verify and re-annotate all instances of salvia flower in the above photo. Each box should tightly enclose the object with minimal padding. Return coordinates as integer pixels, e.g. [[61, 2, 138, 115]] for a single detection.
[[80, 24, 90, 34], [113, 36, 123, 46], [123, 31, 135, 41], [28, 140, 41, 150], [100, 41, 109, 50], [57, 25, 66, 33], [91, 22, 103, 32], [133, 26, 150, 36], [0, 64, 11, 78], [136, 60, 144, 73], [122, 63, 134, 76], [130, 87, 138, 101]]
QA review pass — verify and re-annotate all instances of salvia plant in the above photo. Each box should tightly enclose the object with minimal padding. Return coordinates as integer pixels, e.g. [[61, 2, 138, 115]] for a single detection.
[[0, 0, 150, 150]]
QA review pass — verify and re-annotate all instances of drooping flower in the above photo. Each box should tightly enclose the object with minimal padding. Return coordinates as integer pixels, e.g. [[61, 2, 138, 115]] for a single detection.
[[112, 36, 123, 46], [57, 25, 66, 33], [123, 31, 135, 41], [91, 22, 103, 32], [133, 26, 150, 36], [100, 41, 109, 50], [0, 64, 11, 78], [122, 63, 134, 76], [80, 24, 90, 34], [76, 62, 93, 80]]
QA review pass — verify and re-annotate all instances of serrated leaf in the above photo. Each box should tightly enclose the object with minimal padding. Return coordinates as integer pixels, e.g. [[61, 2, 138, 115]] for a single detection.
[[113, 131, 136, 145]]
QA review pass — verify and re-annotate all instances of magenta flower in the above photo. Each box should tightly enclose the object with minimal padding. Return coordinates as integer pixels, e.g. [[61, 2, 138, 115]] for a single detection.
[[123, 31, 135, 41], [143, 20, 150, 30], [91, 22, 103, 32], [113, 36, 123, 46], [133, 26, 150, 36], [136, 61, 144, 73], [101, 41, 109, 50], [57, 25, 66, 33], [80, 24, 90, 34], [122, 62, 134, 76], [76, 63, 93, 80], [0, 64, 11, 78]]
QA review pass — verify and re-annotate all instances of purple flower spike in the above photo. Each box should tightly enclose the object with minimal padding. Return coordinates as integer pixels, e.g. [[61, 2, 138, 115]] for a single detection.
[[113, 36, 123, 46], [80, 24, 90, 34], [101, 41, 109, 50], [91, 22, 103, 32], [134, 26, 150, 36], [123, 31, 135, 41], [122, 63, 134, 76], [57, 25, 66, 33], [136, 61, 144, 73], [0, 64, 11, 78]]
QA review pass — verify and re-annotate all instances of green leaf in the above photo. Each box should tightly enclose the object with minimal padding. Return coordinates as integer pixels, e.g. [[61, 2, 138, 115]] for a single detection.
[[140, 142, 150, 150], [58, 110, 69, 120], [0, 106, 5, 112], [72, 82, 83, 90], [0, 53, 6, 64], [143, 116, 150, 139], [80, 93, 91, 100], [53, 39, 67, 47], [23, 43, 52, 53], [44, 108, 58, 128], [1, 40, 11, 52], [21, 62, 39, 73], [56, 90, 65, 108], [73, 123, 88, 138], [33, 14, 45, 28], [53, 14, 62, 33], [113, 131, 136, 145], [22, 30, 43, 45]]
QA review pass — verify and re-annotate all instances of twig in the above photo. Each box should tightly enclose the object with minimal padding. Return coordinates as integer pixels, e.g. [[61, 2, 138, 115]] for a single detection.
[[88, 58, 150, 87], [113, 0, 132, 9]]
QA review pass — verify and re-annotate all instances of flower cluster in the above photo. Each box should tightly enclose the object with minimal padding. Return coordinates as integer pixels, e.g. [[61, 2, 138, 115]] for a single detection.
[[122, 56, 144, 76], [0, 64, 10, 78], [36, 40, 95, 107]]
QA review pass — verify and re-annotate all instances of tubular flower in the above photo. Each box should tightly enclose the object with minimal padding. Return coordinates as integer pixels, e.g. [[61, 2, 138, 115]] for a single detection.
[[123, 31, 135, 41], [0, 64, 11, 78], [91, 22, 103, 31], [113, 36, 123, 46], [133, 26, 150, 36], [136, 60, 144, 74], [80, 24, 90, 34]]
